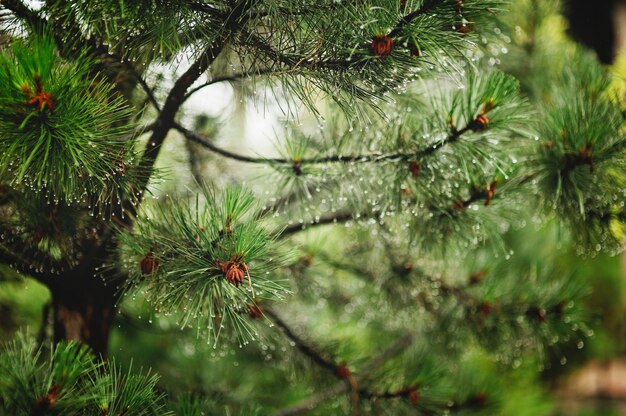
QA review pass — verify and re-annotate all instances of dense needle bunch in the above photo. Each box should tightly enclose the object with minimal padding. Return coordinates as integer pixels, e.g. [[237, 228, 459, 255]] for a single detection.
[[117, 186, 288, 344], [0, 35, 137, 205]]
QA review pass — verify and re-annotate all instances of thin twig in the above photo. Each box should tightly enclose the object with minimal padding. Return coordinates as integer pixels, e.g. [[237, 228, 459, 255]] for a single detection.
[[173, 119, 476, 167], [273, 334, 414, 416]]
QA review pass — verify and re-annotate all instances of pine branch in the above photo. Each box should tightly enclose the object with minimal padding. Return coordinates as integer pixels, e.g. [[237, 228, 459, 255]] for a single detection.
[[0, 231, 52, 284], [0, 0, 45, 28], [263, 307, 344, 375], [133, 0, 259, 209], [388, 0, 445, 38], [278, 211, 359, 238], [4, 0, 159, 112], [173, 117, 480, 167], [182, 68, 289, 103], [274, 334, 414, 416]]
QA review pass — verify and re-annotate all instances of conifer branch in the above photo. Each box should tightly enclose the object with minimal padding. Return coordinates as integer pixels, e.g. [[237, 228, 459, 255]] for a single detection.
[[263, 307, 344, 374], [181, 68, 288, 103], [3, 0, 159, 113], [278, 211, 359, 238], [388, 0, 445, 38], [274, 334, 414, 416], [0, 0, 45, 28], [134, 0, 259, 208], [0, 237, 52, 284], [173, 118, 480, 167]]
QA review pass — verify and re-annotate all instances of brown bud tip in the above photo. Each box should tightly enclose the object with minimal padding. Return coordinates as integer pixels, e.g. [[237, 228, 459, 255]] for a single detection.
[[140, 252, 158, 275], [452, 199, 466, 211], [469, 271, 485, 285], [292, 160, 302, 176], [407, 388, 420, 404], [526, 306, 547, 322], [470, 114, 489, 131], [479, 301, 492, 316], [371, 35, 394, 57], [299, 254, 313, 267], [553, 300, 567, 317], [31, 227, 45, 243], [484, 180, 497, 206], [335, 362, 351, 379], [247, 304, 264, 319], [408, 161, 421, 177], [470, 392, 488, 407]]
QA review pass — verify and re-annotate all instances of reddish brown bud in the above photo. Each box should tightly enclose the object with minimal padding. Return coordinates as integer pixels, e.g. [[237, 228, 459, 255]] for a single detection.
[[247, 304, 264, 319], [371, 35, 394, 57], [335, 362, 351, 379], [407, 388, 420, 404], [22, 75, 55, 113], [469, 271, 485, 285], [478, 301, 492, 316], [484, 180, 497, 206], [33, 384, 61, 412], [553, 300, 567, 317], [299, 254, 313, 267], [526, 306, 547, 322], [470, 114, 489, 131], [140, 252, 158, 275], [457, 22, 474, 34], [31, 227, 45, 243], [409, 161, 421, 177], [469, 391, 488, 407], [216, 256, 249, 287]]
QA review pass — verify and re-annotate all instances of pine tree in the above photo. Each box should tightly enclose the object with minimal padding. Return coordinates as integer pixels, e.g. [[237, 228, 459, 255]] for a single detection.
[[0, 0, 624, 414]]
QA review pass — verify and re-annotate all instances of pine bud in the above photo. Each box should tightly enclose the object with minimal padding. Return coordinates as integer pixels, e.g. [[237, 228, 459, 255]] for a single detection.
[[140, 252, 158, 275], [407, 388, 420, 404], [247, 304, 264, 319], [469, 114, 489, 131], [371, 35, 394, 57], [335, 362, 351, 379]]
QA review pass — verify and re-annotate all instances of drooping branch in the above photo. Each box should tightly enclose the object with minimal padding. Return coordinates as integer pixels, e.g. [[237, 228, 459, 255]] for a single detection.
[[263, 307, 346, 375], [182, 67, 288, 103], [132, 0, 259, 209], [277, 211, 359, 238], [173, 116, 483, 168], [274, 334, 414, 416], [388, 0, 445, 38]]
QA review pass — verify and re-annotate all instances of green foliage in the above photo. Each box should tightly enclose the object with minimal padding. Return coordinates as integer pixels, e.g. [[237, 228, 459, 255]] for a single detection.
[[531, 51, 626, 252], [0, 34, 137, 205], [0, 333, 169, 415], [118, 186, 289, 345], [1, 0, 626, 414]]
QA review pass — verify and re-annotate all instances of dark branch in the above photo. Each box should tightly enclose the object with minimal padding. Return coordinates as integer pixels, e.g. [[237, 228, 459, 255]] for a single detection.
[[389, 0, 446, 38], [264, 307, 342, 374], [132, 0, 259, 211], [174, 117, 479, 169], [182, 68, 287, 103], [1, 0, 45, 28], [278, 211, 358, 238], [274, 334, 414, 416]]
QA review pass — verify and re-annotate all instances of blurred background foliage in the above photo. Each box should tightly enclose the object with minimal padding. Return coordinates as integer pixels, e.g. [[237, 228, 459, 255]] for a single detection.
[[3, 0, 626, 415]]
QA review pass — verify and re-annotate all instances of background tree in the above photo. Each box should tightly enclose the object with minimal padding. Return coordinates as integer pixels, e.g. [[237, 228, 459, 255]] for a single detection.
[[1, 0, 625, 414]]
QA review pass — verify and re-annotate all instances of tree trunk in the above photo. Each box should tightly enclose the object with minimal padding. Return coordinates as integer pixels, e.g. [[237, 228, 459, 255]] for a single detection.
[[48, 240, 119, 359], [51, 282, 116, 359]]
